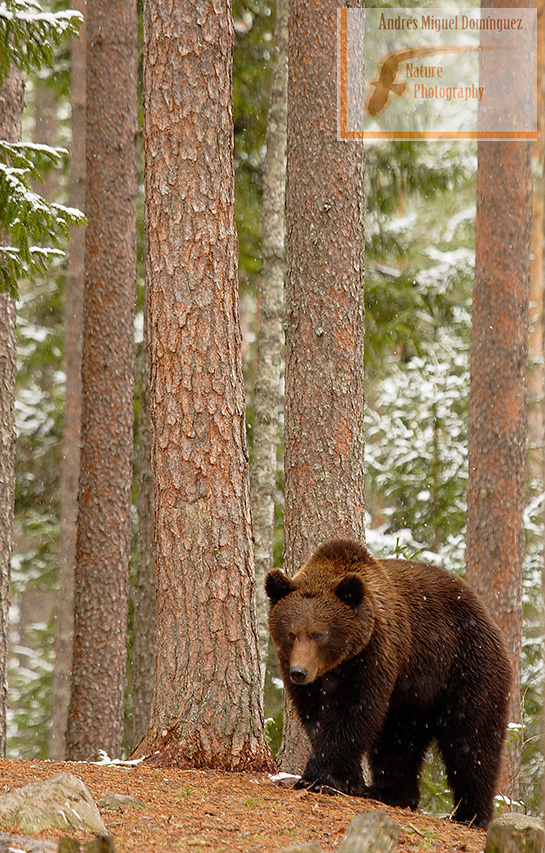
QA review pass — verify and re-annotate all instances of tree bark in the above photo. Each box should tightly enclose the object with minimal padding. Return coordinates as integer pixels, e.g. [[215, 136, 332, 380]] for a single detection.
[[466, 1, 533, 795], [535, 0, 545, 826], [31, 84, 57, 200], [50, 0, 86, 761], [137, 0, 273, 772], [527, 0, 544, 485], [250, 0, 288, 687], [129, 286, 156, 751], [280, 0, 366, 773], [0, 65, 23, 757], [66, 0, 137, 760]]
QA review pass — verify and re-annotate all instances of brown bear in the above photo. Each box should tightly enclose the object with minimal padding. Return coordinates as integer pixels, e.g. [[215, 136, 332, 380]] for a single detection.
[[266, 539, 511, 828]]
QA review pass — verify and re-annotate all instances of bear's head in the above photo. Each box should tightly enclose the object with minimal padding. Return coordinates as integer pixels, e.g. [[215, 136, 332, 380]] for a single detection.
[[265, 566, 376, 685]]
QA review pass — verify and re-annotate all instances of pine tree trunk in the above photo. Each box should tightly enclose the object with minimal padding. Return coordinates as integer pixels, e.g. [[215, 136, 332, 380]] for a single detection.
[[0, 292, 15, 759], [130, 288, 156, 751], [535, 0, 545, 826], [32, 84, 57, 200], [0, 65, 23, 757], [250, 0, 288, 687], [466, 7, 533, 792], [137, 0, 273, 772], [527, 0, 544, 486], [66, 0, 138, 760], [280, 0, 366, 773], [50, 0, 86, 761]]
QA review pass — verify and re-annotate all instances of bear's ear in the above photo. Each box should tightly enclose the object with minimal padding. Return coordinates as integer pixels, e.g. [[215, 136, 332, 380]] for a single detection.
[[334, 573, 365, 611], [265, 569, 295, 605]]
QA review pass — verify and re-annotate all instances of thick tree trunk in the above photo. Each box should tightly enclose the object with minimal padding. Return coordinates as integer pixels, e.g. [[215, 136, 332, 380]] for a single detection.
[[280, 0, 366, 773], [250, 0, 288, 687], [137, 0, 273, 772], [466, 12, 533, 792], [50, 0, 86, 761], [0, 65, 23, 757], [66, 0, 137, 761]]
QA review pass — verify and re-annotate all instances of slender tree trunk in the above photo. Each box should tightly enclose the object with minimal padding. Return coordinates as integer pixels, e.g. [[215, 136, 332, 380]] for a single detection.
[[32, 84, 57, 200], [0, 65, 23, 757], [534, 0, 545, 825], [136, 0, 273, 771], [0, 290, 15, 759], [527, 0, 545, 485], [250, 0, 288, 687], [130, 287, 155, 751], [66, 0, 137, 760], [466, 0, 533, 793], [467, 141, 531, 800], [280, 0, 366, 773], [50, 0, 86, 761]]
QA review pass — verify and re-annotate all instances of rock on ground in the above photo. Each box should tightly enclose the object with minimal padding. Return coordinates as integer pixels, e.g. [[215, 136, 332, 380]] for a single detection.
[[0, 833, 56, 852], [485, 813, 544, 853], [97, 793, 146, 812], [278, 810, 401, 853], [337, 811, 401, 853], [0, 773, 107, 836]]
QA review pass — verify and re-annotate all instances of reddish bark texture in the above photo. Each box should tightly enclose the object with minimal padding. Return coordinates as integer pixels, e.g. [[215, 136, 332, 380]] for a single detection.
[[139, 0, 272, 771], [527, 1, 544, 482], [0, 66, 22, 756], [66, 0, 137, 760], [466, 0, 533, 794], [537, 0, 545, 824], [281, 0, 365, 772]]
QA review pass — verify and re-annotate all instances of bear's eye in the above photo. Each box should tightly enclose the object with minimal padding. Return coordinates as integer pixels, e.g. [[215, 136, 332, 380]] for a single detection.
[[288, 631, 297, 641], [314, 632, 325, 642]]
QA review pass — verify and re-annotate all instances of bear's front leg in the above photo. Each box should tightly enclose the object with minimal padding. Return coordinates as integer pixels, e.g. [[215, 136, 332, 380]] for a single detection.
[[294, 709, 369, 796], [289, 663, 391, 798]]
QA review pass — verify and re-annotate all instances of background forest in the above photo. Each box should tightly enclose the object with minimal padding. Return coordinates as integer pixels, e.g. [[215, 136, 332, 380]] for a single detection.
[[1, 0, 544, 824]]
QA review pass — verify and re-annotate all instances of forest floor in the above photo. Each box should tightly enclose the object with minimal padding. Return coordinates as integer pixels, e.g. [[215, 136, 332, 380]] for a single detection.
[[0, 759, 487, 853]]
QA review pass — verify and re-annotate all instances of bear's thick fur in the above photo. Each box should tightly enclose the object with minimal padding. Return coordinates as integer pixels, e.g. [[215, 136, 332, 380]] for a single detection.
[[266, 539, 511, 828]]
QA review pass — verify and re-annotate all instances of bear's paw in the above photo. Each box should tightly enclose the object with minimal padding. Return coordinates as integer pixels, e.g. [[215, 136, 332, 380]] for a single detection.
[[294, 772, 366, 798]]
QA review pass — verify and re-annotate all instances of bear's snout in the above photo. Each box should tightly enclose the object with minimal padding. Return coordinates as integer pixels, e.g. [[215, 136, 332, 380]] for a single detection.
[[290, 666, 308, 684], [289, 637, 320, 683]]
